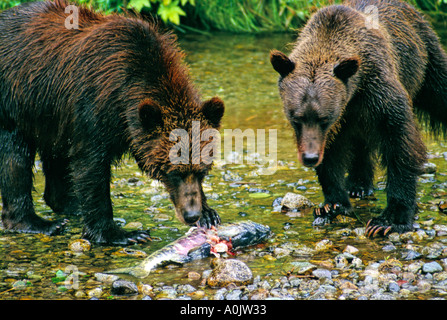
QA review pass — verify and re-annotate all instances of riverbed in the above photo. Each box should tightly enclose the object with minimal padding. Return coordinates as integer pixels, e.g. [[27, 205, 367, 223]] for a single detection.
[[0, 32, 447, 300]]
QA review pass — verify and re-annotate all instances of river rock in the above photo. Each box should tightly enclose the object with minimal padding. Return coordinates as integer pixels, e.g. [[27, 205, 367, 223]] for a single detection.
[[422, 261, 443, 273], [280, 192, 313, 212], [421, 162, 437, 174], [284, 261, 317, 275], [68, 239, 91, 253], [312, 268, 332, 279], [315, 239, 333, 251], [111, 280, 139, 295], [343, 245, 359, 255], [124, 221, 143, 230], [207, 259, 253, 287], [95, 272, 119, 285], [87, 287, 103, 298]]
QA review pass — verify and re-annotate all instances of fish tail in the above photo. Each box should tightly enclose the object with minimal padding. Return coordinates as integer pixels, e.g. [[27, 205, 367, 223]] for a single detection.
[[105, 266, 150, 278]]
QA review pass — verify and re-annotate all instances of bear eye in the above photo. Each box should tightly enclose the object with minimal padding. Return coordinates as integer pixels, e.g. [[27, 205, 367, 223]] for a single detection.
[[290, 113, 305, 123], [319, 117, 330, 130], [291, 120, 303, 132], [166, 171, 182, 185]]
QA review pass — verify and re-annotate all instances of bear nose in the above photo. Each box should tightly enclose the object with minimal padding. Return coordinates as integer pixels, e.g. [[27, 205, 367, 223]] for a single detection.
[[302, 152, 320, 167], [183, 210, 201, 225]]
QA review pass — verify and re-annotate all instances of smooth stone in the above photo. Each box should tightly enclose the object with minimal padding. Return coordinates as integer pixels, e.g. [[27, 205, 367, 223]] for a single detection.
[[111, 280, 139, 295], [280, 192, 313, 212], [315, 239, 333, 251], [422, 261, 443, 273], [312, 268, 332, 279], [207, 259, 253, 287], [68, 239, 91, 253]]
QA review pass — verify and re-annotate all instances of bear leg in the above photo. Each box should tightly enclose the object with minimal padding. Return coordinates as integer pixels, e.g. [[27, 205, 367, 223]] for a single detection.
[[313, 138, 353, 226], [366, 84, 426, 237], [198, 189, 221, 229], [69, 153, 151, 245], [0, 130, 67, 235], [42, 156, 79, 215], [346, 141, 375, 199]]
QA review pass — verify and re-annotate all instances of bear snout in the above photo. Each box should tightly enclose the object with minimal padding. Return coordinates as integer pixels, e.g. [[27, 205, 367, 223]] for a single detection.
[[182, 209, 202, 225], [170, 175, 204, 225], [301, 152, 321, 167]]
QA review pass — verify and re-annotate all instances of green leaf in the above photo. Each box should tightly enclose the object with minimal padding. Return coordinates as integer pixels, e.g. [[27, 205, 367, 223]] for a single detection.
[[181, 0, 194, 6], [157, 2, 186, 25], [127, 0, 152, 11]]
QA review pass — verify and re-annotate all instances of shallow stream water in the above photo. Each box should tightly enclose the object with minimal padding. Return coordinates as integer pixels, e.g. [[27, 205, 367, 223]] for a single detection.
[[1, 31, 447, 300]]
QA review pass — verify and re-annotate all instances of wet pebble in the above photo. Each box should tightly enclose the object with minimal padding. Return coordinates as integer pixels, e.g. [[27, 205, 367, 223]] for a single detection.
[[315, 239, 333, 251], [382, 244, 397, 252], [434, 224, 447, 236], [312, 268, 332, 280], [152, 214, 172, 222], [280, 192, 313, 212], [124, 222, 143, 230], [111, 280, 139, 295], [68, 239, 91, 253], [225, 289, 243, 300], [422, 261, 443, 273], [207, 259, 253, 287], [402, 249, 422, 261], [95, 273, 119, 285], [422, 162, 437, 174], [343, 245, 359, 255], [87, 287, 103, 298], [187, 271, 201, 280], [285, 261, 317, 275], [154, 286, 177, 300], [176, 284, 196, 295]]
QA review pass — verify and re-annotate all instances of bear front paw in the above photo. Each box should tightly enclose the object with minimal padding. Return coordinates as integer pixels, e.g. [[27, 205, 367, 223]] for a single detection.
[[312, 203, 348, 226], [365, 217, 413, 237], [3, 214, 68, 236], [82, 223, 151, 245], [198, 207, 221, 229]]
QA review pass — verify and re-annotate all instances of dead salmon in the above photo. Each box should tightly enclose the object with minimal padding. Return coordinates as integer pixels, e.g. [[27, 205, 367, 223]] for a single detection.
[[107, 220, 271, 278]]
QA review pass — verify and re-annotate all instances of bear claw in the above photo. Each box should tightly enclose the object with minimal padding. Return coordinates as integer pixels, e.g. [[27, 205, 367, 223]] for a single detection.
[[365, 219, 394, 237], [348, 188, 375, 199], [198, 207, 221, 229], [82, 225, 152, 246], [312, 202, 346, 226]]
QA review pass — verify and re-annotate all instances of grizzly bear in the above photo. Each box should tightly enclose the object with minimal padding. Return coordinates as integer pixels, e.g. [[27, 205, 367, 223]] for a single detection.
[[270, 0, 447, 236], [0, 0, 225, 245]]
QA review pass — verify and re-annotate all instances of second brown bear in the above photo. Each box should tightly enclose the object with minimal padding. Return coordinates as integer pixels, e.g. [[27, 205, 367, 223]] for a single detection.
[[271, 0, 447, 236]]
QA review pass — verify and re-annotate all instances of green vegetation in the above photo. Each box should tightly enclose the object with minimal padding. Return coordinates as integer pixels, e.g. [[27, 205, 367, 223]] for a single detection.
[[189, 0, 335, 32], [1, 0, 446, 32]]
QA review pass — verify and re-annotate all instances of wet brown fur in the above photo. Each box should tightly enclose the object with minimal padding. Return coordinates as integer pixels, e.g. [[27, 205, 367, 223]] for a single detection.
[[0, 0, 224, 244], [271, 0, 447, 234]]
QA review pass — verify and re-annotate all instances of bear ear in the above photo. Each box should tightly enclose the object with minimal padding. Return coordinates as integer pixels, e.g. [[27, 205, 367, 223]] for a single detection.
[[138, 98, 163, 130], [201, 97, 225, 128], [333, 57, 360, 82], [270, 50, 295, 78]]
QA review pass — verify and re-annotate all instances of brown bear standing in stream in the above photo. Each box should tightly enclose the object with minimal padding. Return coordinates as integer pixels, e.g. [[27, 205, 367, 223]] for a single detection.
[[270, 0, 447, 236], [0, 0, 225, 245]]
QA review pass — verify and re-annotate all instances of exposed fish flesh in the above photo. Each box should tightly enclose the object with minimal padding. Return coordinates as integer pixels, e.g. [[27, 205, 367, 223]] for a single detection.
[[107, 220, 271, 278]]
